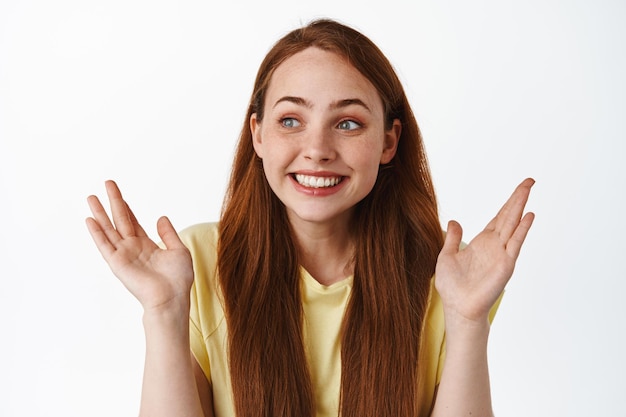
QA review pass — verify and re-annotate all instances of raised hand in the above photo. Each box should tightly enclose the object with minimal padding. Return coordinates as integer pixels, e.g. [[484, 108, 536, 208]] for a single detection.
[[435, 178, 535, 326], [86, 180, 194, 313]]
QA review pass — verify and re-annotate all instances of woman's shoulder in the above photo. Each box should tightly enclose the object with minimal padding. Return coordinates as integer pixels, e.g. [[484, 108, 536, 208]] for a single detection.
[[178, 222, 219, 249], [178, 222, 220, 293], [182, 222, 225, 337]]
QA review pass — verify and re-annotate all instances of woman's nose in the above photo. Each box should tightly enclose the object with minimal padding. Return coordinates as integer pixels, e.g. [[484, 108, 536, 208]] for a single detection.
[[304, 128, 336, 163]]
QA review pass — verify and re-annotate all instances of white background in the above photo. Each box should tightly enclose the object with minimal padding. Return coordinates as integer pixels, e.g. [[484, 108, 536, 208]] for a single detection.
[[1, 0, 624, 415]]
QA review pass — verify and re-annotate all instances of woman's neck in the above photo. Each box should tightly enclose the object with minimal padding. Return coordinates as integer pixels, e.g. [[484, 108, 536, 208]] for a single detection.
[[289, 218, 355, 286]]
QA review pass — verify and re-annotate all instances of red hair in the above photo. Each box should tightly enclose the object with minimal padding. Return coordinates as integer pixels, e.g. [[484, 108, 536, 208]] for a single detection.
[[218, 19, 444, 417]]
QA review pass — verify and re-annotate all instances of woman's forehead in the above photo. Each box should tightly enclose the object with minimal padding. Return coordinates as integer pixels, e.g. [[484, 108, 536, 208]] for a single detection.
[[264, 47, 382, 112]]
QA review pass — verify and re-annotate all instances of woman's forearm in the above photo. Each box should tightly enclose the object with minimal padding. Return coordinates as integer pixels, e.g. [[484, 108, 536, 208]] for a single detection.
[[430, 317, 494, 417], [139, 302, 204, 417]]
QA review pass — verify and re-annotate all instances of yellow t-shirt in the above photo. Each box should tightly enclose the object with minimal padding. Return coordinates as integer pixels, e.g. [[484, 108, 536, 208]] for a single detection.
[[181, 222, 500, 417]]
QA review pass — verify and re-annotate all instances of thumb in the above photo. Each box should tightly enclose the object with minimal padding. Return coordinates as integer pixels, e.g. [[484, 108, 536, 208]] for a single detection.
[[441, 220, 463, 256], [156, 216, 185, 250]]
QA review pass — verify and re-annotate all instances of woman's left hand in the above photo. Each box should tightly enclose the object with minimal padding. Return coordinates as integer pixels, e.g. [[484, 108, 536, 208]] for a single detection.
[[435, 178, 535, 327]]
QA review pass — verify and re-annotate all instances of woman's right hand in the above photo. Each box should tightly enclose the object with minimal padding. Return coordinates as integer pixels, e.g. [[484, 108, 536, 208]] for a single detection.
[[86, 180, 194, 314]]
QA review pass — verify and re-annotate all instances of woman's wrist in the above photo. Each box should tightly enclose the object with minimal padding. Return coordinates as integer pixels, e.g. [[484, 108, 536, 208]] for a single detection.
[[142, 297, 191, 334], [443, 308, 491, 344]]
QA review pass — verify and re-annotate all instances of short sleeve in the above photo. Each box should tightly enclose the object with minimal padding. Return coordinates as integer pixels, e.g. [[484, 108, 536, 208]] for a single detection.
[[177, 222, 222, 383], [189, 280, 212, 380]]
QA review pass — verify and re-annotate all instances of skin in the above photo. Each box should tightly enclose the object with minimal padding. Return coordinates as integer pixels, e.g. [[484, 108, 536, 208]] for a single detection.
[[250, 48, 400, 285], [432, 178, 534, 417], [86, 183, 209, 416], [86, 46, 535, 417]]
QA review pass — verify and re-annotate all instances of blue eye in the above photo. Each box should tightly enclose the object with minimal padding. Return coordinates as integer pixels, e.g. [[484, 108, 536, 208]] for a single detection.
[[337, 120, 361, 130], [281, 118, 301, 128]]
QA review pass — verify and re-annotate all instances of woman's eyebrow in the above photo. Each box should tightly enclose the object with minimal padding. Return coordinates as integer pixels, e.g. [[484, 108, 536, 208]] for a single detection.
[[273, 96, 371, 113], [273, 96, 312, 109], [330, 98, 371, 113]]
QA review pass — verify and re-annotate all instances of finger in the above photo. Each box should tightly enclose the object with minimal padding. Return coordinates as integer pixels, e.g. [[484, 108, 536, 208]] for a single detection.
[[505, 211, 535, 259], [105, 180, 136, 238], [126, 202, 148, 237], [87, 194, 121, 245], [486, 178, 535, 241], [156, 216, 187, 250], [85, 216, 116, 260], [440, 220, 463, 256], [485, 178, 534, 230]]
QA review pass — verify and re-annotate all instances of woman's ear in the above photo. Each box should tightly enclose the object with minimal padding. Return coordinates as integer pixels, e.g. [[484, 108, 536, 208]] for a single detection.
[[380, 119, 401, 164], [250, 113, 263, 158]]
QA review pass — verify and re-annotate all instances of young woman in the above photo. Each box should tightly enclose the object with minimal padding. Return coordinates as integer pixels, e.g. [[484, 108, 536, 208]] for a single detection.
[[86, 19, 534, 417]]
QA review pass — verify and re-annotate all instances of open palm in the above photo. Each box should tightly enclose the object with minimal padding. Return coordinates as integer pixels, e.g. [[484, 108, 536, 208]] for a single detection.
[[86, 181, 194, 312], [435, 178, 535, 324]]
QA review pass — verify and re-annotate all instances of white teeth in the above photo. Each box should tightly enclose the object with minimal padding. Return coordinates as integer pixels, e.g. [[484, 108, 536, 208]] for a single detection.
[[295, 174, 342, 188]]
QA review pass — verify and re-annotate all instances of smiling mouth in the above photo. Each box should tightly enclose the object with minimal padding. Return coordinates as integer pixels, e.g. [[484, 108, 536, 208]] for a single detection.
[[293, 174, 344, 188]]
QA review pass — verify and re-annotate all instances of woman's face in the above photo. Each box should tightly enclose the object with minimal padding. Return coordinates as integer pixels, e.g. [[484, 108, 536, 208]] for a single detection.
[[251, 47, 400, 230]]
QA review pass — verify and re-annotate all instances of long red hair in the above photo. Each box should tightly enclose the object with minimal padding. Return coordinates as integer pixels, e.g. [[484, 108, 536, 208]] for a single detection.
[[218, 19, 444, 417]]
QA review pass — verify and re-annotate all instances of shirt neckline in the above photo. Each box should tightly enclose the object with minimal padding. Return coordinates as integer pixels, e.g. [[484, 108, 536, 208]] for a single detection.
[[299, 266, 354, 293]]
